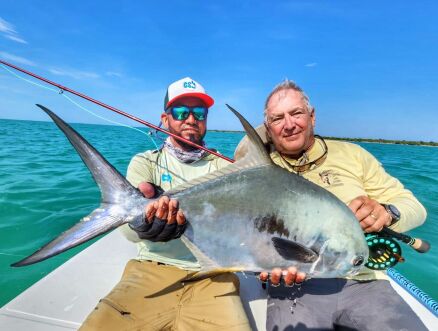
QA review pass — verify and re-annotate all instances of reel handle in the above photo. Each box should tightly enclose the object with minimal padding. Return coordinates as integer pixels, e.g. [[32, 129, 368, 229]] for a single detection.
[[381, 227, 430, 253], [410, 238, 430, 253]]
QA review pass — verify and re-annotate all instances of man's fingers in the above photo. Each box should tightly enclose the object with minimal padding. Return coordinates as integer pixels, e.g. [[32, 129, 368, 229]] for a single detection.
[[354, 204, 374, 222], [362, 213, 387, 233], [155, 196, 170, 219], [269, 268, 282, 286], [259, 267, 306, 287], [296, 271, 306, 284], [145, 201, 158, 222], [167, 199, 179, 224], [283, 267, 297, 286], [348, 196, 366, 214], [259, 271, 269, 282], [176, 210, 186, 225], [138, 182, 156, 198]]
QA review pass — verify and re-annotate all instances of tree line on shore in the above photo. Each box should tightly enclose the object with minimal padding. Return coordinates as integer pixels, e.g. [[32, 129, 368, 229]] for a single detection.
[[322, 136, 438, 147], [208, 130, 438, 146]]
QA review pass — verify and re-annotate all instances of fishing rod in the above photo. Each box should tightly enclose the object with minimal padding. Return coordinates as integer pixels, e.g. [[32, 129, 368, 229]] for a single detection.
[[0, 59, 234, 163]]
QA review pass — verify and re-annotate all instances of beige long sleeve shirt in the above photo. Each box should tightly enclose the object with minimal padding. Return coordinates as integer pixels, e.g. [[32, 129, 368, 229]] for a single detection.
[[269, 138, 427, 280]]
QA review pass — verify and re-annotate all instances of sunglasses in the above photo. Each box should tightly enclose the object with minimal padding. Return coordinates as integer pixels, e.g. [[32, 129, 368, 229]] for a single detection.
[[166, 106, 208, 121]]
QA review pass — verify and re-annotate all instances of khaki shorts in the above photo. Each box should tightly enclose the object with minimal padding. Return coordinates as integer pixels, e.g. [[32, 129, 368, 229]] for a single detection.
[[80, 260, 251, 331]]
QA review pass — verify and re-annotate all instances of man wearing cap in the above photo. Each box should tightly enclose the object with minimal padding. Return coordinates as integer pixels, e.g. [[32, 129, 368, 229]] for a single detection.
[[80, 78, 251, 330]]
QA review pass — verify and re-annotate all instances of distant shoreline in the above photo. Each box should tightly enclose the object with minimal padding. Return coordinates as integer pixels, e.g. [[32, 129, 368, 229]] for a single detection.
[[209, 130, 438, 147], [322, 136, 438, 147], [1, 118, 437, 146]]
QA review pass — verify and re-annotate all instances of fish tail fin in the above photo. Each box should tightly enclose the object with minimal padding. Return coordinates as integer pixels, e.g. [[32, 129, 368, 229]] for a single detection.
[[11, 105, 144, 267], [36, 104, 142, 203], [11, 207, 126, 267]]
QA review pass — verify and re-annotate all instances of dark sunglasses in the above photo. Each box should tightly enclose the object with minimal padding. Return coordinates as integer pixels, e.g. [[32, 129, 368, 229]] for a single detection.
[[166, 106, 208, 121]]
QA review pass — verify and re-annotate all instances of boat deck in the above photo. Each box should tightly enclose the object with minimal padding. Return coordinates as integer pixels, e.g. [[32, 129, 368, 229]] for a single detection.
[[0, 230, 436, 330]]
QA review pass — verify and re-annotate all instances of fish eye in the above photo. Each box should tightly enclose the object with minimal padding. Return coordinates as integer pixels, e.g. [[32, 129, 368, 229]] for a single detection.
[[352, 256, 364, 267]]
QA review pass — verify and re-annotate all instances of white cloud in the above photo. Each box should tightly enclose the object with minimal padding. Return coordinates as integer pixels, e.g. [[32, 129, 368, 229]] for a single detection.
[[105, 71, 123, 78], [0, 51, 35, 66], [0, 17, 28, 44], [49, 68, 100, 80], [305, 62, 317, 67], [0, 18, 15, 34], [5, 35, 27, 44]]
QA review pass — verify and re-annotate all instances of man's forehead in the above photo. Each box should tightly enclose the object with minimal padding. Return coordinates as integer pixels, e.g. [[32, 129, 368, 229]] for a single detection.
[[266, 89, 307, 113], [172, 96, 206, 106]]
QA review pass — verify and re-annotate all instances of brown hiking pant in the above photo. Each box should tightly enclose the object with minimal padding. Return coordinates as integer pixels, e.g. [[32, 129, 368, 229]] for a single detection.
[[80, 259, 251, 331]]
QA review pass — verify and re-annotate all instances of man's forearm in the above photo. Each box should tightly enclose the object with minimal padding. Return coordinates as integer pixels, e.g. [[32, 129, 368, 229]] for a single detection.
[[387, 196, 427, 232]]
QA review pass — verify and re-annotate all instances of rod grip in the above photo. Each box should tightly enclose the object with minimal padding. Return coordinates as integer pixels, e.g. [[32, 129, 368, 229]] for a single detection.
[[410, 239, 430, 253]]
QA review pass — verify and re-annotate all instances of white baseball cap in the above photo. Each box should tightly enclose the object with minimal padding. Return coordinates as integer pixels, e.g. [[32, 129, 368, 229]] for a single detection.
[[164, 77, 214, 109]]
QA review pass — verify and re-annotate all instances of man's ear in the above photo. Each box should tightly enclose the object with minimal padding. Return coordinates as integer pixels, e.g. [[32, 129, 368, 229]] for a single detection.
[[310, 108, 316, 128], [161, 113, 169, 129], [264, 122, 273, 143]]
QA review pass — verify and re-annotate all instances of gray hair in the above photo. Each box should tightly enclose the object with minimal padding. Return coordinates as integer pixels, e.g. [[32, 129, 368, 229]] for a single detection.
[[264, 79, 314, 122]]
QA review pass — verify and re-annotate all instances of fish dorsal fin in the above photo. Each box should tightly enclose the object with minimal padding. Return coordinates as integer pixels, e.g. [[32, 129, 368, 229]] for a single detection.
[[271, 237, 319, 263], [36, 104, 142, 204], [166, 104, 273, 196], [225, 104, 272, 165]]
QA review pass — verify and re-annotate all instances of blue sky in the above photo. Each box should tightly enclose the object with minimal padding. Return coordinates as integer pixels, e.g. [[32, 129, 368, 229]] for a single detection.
[[0, 1, 437, 141]]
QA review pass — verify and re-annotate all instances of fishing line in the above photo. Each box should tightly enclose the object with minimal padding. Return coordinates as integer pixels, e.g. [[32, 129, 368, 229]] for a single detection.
[[0, 64, 160, 150], [61, 93, 160, 150], [0, 62, 188, 186], [2, 62, 192, 185], [0, 60, 234, 163], [1, 63, 57, 93]]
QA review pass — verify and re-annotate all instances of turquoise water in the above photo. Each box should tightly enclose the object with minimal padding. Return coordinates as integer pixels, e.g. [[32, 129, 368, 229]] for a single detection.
[[0, 118, 437, 307]]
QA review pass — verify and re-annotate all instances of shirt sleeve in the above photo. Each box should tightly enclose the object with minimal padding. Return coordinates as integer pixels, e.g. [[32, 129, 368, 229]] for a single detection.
[[126, 153, 156, 187], [360, 147, 427, 232], [120, 152, 157, 243]]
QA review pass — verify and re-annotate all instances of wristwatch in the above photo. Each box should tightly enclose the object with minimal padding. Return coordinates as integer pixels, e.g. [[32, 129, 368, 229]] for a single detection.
[[382, 204, 401, 226]]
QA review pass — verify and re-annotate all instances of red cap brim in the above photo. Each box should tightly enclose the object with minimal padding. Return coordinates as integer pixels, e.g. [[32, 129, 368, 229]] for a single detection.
[[166, 92, 214, 109]]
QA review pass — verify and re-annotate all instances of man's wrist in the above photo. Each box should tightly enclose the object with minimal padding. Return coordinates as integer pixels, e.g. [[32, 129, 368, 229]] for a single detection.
[[381, 204, 401, 226]]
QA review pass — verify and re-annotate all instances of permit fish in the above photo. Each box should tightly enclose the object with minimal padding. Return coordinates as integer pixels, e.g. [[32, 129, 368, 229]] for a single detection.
[[12, 104, 368, 277]]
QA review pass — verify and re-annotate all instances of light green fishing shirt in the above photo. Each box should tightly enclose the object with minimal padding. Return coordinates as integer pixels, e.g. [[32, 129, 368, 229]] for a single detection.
[[120, 147, 229, 270]]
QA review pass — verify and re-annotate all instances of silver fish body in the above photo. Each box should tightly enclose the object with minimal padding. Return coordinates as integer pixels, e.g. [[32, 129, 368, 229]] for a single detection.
[[170, 164, 368, 277], [13, 104, 368, 279]]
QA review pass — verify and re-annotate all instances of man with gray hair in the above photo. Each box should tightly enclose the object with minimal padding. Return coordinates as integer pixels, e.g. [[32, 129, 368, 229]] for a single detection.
[[235, 79, 428, 330]]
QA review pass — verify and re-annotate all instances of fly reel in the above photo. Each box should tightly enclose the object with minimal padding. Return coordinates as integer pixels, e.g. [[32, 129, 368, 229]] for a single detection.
[[365, 233, 404, 270]]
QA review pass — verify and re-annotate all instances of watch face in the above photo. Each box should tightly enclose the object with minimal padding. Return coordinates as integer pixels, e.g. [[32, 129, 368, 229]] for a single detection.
[[388, 204, 401, 219]]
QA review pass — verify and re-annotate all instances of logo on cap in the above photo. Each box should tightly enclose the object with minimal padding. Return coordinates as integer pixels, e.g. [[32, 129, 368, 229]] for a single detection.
[[164, 77, 214, 109], [183, 80, 196, 89]]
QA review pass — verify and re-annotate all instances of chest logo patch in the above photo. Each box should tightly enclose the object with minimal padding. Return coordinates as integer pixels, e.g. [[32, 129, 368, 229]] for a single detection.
[[161, 173, 172, 182], [319, 170, 342, 187]]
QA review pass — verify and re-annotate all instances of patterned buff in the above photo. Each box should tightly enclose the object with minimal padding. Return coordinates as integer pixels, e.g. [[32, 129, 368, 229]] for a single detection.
[[163, 137, 209, 163]]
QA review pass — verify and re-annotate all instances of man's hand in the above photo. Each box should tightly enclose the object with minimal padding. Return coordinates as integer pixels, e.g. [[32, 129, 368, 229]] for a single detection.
[[259, 267, 306, 287], [130, 182, 186, 242], [348, 195, 391, 233], [138, 181, 164, 199]]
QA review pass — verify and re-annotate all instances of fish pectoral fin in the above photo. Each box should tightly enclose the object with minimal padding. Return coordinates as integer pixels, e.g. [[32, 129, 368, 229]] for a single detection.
[[271, 237, 319, 263], [180, 236, 219, 271]]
